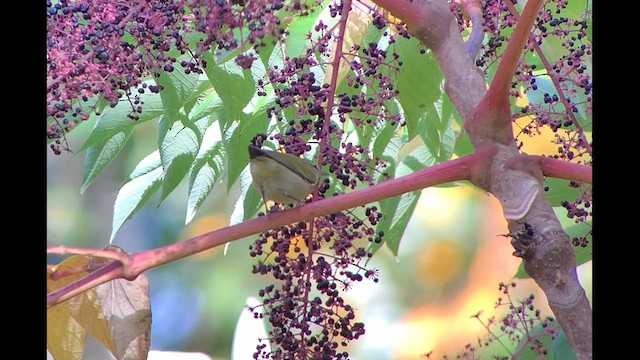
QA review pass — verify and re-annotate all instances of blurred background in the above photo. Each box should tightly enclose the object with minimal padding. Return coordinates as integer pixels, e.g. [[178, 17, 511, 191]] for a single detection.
[[47, 119, 592, 359]]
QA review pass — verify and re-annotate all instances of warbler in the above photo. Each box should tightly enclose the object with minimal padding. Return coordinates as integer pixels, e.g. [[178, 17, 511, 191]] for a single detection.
[[248, 145, 321, 207]]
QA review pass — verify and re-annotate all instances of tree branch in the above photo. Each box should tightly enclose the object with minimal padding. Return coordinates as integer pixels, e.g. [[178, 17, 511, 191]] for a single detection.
[[502, 0, 592, 157], [48, 148, 493, 308], [535, 156, 592, 184], [375, 1, 592, 359]]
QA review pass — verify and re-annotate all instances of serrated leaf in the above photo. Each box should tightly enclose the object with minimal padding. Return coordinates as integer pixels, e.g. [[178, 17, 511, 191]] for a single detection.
[[203, 53, 256, 127], [189, 92, 224, 123], [78, 85, 164, 152], [224, 112, 270, 192], [81, 129, 134, 194], [95, 272, 151, 360], [129, 150, 162, 179], [377, 189, 421, 257], [421, 100, 456, 163], [155, 58, 200, 111], [370, 119, 397, 161], [389, 36, 443, 140], [256, 35, 280, 71], [186, 160, 216, 225], [183, 75, 214, 115], [243, 166, 265, 222], [401, 145, 437, 171], [111, 157, 163, 242], [158, 120, 199, 204], [284, 3, 327, 58], [186, 125, 226, 224]]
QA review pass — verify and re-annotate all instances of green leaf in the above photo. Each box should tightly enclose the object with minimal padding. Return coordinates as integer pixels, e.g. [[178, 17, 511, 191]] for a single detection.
[[389, 36, 443, 140], [158, 118, 199, 204], [185, 160, 215, 225], [371, 116, 400, 160], [376, 189, 421, 258], [154, 57, 200, 111], [400, 145, 437, 171], [111, 151, 163, 242], [526, 76, 590, 123], [544, 178, 582, 207], [81, 128, 134, 194], [420, 98, 456, 163], [242, 167, 265, 222], [369, 139, 426, 257], [78, 84, 164, 152], [223, 112, 270, 192], [203, 53, 257, 128], [183, 75, 214, 116], [285, 7, 324, 58], [189, 92, 224, 122], [186, 124, 226, 224], [553, 330, 577, 360], [351, 98, 400, 158]]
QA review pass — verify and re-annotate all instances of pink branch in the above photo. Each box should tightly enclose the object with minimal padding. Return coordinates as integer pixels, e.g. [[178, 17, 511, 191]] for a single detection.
[[502, 0, 592, 158], [465, 0, 544, 146], [47, 261, 124, 307], [534, 156, 591, 184], [487, 0, 544, 102], [48, 149, 493, 307]]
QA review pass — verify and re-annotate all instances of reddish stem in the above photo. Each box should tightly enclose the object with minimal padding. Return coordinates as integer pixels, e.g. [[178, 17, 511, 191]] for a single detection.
[[503, 0, 592, 158], [534, 155, 591, 184], [48, 149, 489, 307]]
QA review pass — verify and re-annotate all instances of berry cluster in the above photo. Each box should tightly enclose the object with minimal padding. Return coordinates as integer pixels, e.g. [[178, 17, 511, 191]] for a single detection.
[[46, 0, 317, 154], [249, 211, 381, 359], [450, 0, 592, 238], [246, 5, 417, 358], [262, 10, 409, 188], [467, 0, 592, 155]]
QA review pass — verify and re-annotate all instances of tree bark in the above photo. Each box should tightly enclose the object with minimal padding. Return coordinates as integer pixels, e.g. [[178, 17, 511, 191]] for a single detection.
[[374, 0, 592, 358]]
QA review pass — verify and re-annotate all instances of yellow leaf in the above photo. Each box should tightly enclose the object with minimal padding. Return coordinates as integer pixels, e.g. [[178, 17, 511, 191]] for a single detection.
[[47, 255, 92, 360], [47, 253, 152, 360], [47, 301, 86, 360]]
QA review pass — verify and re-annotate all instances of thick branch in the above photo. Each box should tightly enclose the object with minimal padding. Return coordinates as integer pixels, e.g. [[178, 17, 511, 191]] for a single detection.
[[502, 0, 592, 157], [376, 1, 592, 359], [465, 0, 544, 147], [48, 149, 493, 307]]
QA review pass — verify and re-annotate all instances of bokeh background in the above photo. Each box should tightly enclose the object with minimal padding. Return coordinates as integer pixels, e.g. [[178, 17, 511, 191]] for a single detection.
[[47, 119, 592, 359]]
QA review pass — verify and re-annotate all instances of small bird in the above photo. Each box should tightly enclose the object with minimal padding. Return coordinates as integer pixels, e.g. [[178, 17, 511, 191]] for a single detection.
[[248, 145, 320, 207]]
